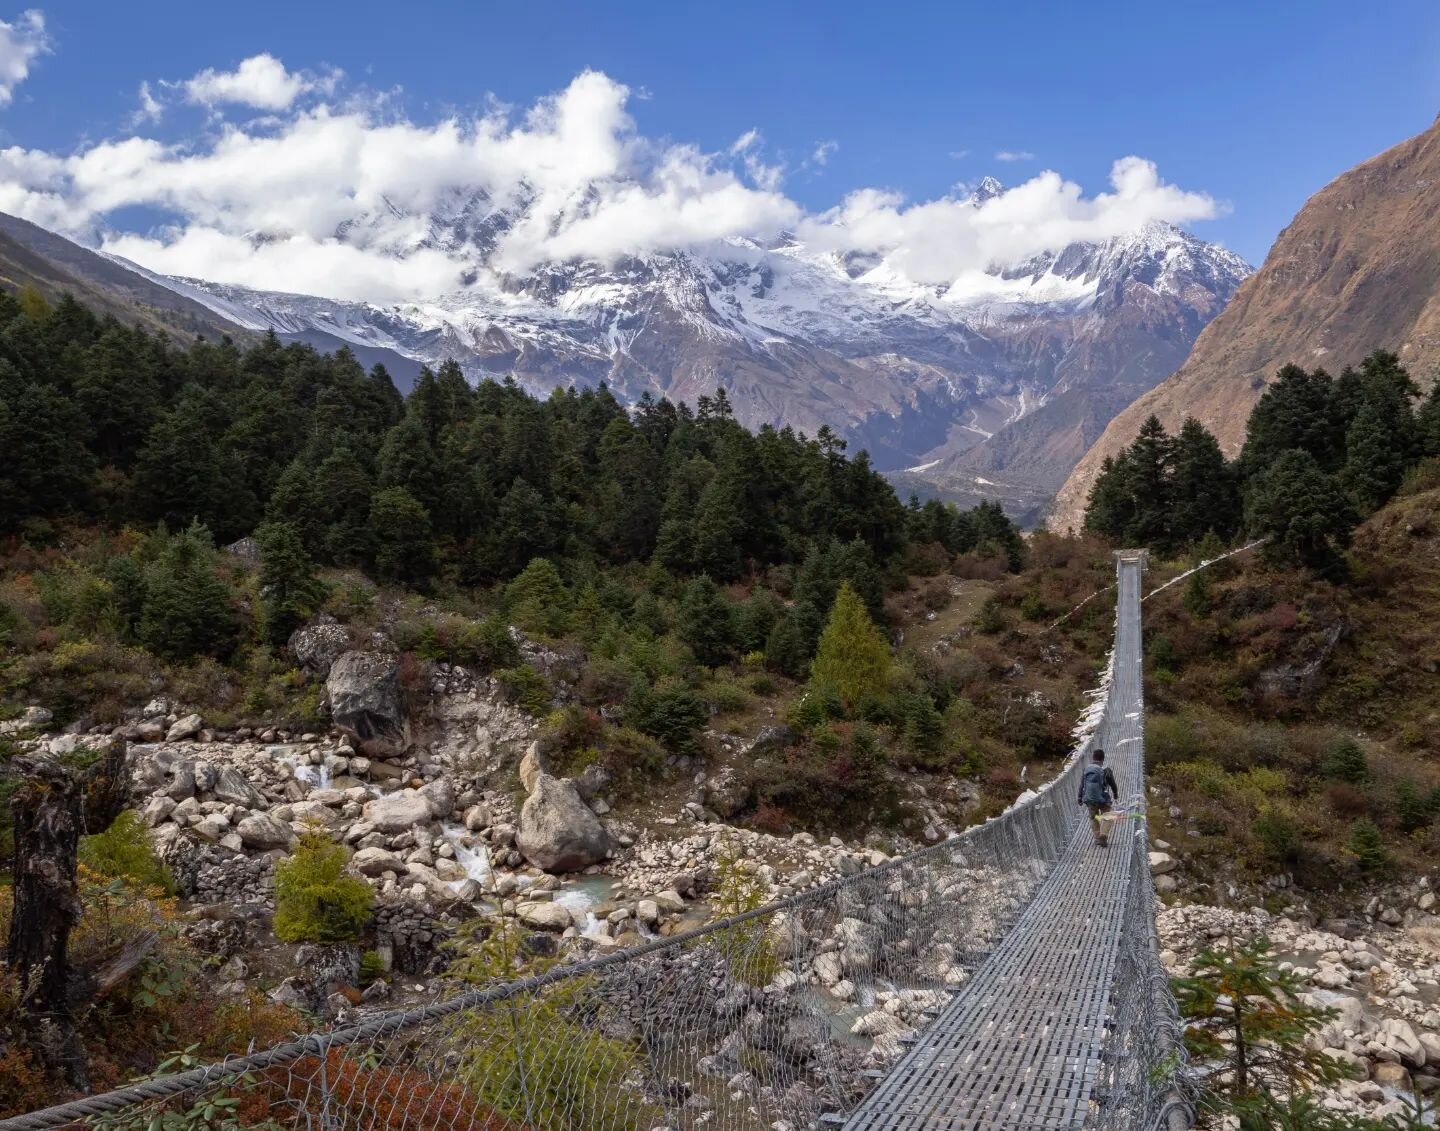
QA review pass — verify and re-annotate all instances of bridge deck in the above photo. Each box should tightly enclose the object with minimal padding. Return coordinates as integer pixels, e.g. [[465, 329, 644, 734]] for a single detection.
[[845, 558, 1146, 1131]]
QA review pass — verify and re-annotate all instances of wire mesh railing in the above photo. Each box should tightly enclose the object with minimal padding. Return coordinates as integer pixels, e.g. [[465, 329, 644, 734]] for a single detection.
[[1088, 834, 1195, 1131], [3, 761, 1097, 1131], [2, 558, 1193, 1131]]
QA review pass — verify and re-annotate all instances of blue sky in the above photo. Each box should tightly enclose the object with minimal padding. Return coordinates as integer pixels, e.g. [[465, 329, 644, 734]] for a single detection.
[[2, 0, 1437, 278]]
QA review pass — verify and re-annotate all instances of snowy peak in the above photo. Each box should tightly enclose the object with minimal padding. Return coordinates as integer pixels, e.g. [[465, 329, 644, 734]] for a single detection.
[[145, 206, 1251, 521]]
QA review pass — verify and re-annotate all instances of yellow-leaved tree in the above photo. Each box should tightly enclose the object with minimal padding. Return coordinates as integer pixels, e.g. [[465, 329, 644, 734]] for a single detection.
[[808, 581, 893, 710]]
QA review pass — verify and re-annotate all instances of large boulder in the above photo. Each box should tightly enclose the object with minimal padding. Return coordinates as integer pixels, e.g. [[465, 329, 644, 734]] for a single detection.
[[327, 652, 407, 756], [362, 790, 433, 833], [211, 766, 266, 809], [236, 812, 294, 850], [516, 774, 610, 874], [516, 901, 574, 932], [289, 621, 353, 679], [166, 713, 204, 742], [351, 847, 407, 877]]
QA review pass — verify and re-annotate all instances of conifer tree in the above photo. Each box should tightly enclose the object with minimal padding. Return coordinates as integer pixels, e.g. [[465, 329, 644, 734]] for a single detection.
[[505, 558, 571, 637], [137, 522, 239, 661], [678, 576, 736, 667], [1343, 399, 1408, 514], [1170, 417, 1239, 544], [1238, 365, 1344, 477], [808, 582, 893, 709], [1244, 449, 1353, 571], [368, 487, 435, 586], [256, 521, 326, 646]]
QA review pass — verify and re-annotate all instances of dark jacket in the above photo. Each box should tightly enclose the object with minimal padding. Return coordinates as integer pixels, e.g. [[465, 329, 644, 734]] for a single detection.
[[1078, 764, 1119, 805]]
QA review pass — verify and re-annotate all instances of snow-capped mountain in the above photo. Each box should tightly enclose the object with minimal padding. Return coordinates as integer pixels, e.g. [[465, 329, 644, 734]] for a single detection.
[[139, 182, 1251, 521]]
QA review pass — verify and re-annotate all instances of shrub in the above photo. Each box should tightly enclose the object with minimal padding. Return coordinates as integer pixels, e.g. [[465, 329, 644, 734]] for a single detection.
[[1325, 782, 1370, 819], [698, 674, 751, 716], [1251, 808, 1301, 865], [1395, 779, 1434, 833], [1018, 591, 1047, 622], [505, 558, 571, 637], [274, 833, 374, 944], [358, 951, 386, 987], [79, 809, 175, 893], [975, 596, 1006, 634], [494, 665, 552, 717], [1322, 738, 1370, 784], [1345, 818, 1390, 875], [630, 684, 707, 756]]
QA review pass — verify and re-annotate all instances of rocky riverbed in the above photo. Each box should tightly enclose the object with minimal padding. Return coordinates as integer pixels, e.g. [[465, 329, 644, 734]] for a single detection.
[[1157, 893, 1440, 1123]]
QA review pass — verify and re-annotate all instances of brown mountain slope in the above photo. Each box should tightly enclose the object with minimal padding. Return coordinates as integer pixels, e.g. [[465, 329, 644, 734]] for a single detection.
[[1049, 115, 1440, 534], [0, 211, 250, 342]]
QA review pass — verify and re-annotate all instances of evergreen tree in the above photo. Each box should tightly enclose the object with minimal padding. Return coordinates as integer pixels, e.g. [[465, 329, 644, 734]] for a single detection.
[[1182, 570, 1213, 619], [1346, 818, 1390, 875], [808, 582, 894, 709], [678, 576, 736, 667], [0, 368, 95, 531], [1083, 454, 1136, 541], [1238, 365, 1344, 477], [505, 558, 571, 637], [1174, 937, 1344, 1103], [376, 415, 444, 514], [764, 612, 813, 679], [1322, 737, 1370, 784], [1125, 415, 1176, 548], [368, 487, 436, 585], [1244, 449, 1353, 571], [256, 521, 326, 646], [691, 475, 745, 580], [1170, 418, 1239, 544], [137, 523, 239, 661], [1343, 398, 1408, 514]]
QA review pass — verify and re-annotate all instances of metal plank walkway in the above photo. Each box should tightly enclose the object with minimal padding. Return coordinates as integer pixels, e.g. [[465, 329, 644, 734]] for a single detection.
[[845, 555, 1147, 1131]]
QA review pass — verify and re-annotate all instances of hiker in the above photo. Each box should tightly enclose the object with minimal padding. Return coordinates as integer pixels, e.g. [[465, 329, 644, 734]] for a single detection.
[[1078, 748, 1120, 846]]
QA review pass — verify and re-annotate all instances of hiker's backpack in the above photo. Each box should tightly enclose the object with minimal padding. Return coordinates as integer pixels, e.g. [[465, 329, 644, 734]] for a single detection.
[[1081, 764, 1110, 805]]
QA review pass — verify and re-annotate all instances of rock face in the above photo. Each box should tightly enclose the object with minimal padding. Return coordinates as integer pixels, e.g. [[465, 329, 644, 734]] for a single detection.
[[1053, 115, 1440, 533], [327, 652, 406, 756], [516, 774, 610, 874], [289, 621, 352, 678]]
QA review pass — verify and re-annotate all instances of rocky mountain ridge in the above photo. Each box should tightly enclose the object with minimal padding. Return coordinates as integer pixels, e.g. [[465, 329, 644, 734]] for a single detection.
[[1051, 114, 1440, 533]]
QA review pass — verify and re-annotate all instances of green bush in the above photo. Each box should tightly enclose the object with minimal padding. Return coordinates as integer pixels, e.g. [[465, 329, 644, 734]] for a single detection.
[[1251, 808, 1301, 865], [274, 833, 374, 944], [494, 665, 552, 716], [79, 809, 175, 893], [698, 674, 752, 716], [1322, 738, 1370, 784], [1345, 818, 1390, 875], [630, 684, 708, 756], [1018, 591, 1047, 622], [1395, 780, 1434, 833], [975, 596, 1006, 634]]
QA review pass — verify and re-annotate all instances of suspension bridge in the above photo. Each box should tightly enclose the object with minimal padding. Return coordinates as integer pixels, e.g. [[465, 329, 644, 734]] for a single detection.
[[1, 553, 1190, 1131]]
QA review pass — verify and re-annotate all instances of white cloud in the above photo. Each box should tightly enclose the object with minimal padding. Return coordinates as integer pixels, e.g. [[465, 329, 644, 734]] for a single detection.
[[811, 140, 837, 166], [132, 80, 164, 125], [183, 53, 331, 111], [0, 65, 1224, 303], [0, 9, 47, 106], [801, 157, 1221, 286], [995, 150, 1035, 162], [948, 149, 970, 160]]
